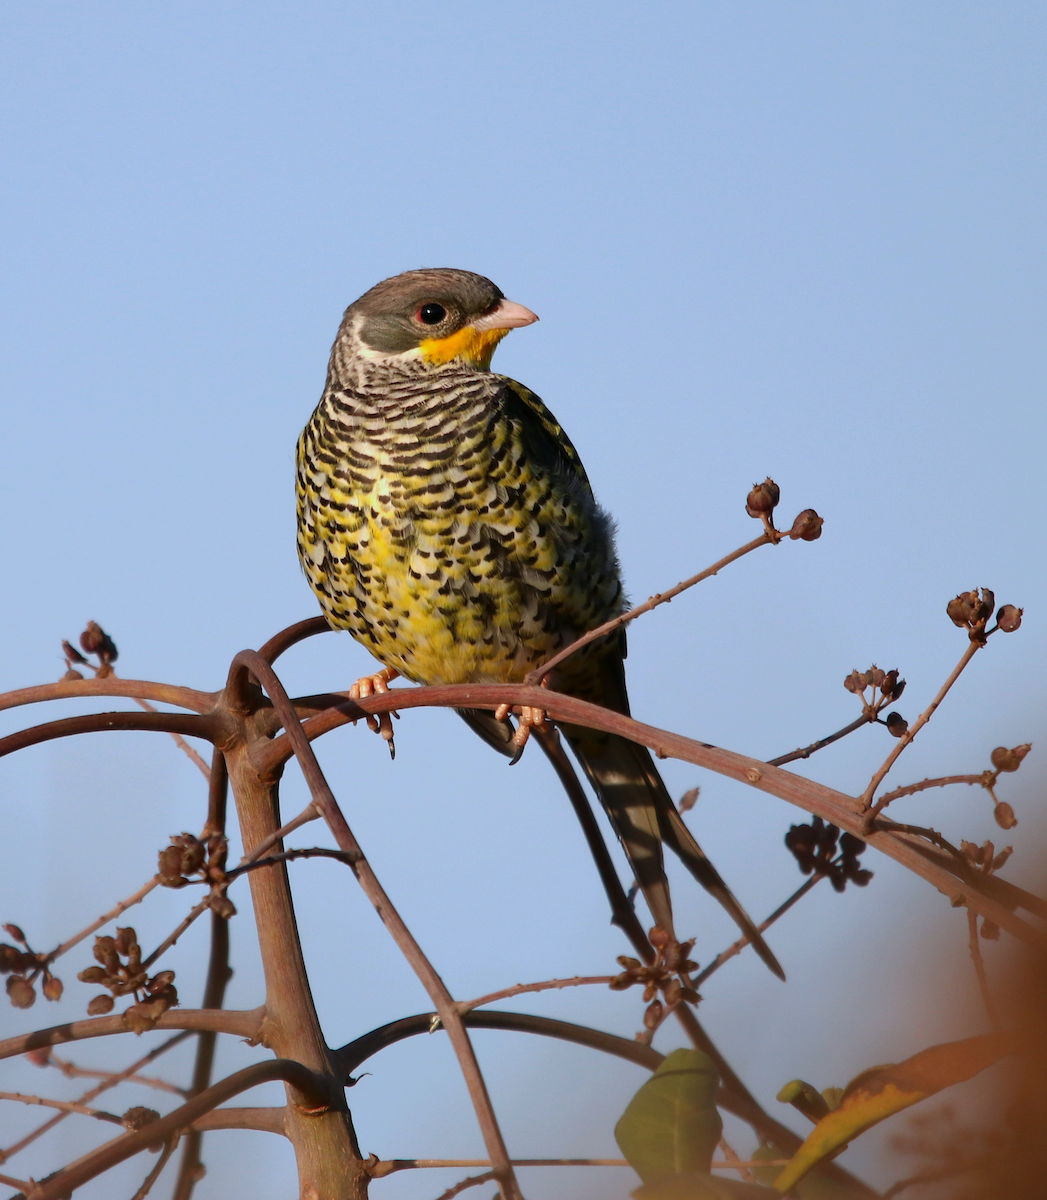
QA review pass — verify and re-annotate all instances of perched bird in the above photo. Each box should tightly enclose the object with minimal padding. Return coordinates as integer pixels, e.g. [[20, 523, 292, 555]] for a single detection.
[[296, 268, 782, 977]]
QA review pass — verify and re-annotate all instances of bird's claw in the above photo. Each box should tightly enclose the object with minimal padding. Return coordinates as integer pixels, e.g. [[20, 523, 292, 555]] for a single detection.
[[348, 668, 400, 759], [494, 702, 550, 765]]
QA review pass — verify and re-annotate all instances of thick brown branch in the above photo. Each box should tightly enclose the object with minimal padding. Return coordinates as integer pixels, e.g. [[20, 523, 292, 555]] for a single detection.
[[0, 711, 215, 760], [0, 678, 214, 716], [230, 649, 520, 1200], [24, 1060, 330, 1200], [0, 1008, 264, 1064], [190, 1107, 286, 1135]]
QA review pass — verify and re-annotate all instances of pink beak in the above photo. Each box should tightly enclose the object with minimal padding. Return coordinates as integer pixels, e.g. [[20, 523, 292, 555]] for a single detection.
[[470, 298, 539, 332]]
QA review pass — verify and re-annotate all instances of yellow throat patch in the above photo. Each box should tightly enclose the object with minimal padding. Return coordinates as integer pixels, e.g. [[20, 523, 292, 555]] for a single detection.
[[419, 325, 510, 369]]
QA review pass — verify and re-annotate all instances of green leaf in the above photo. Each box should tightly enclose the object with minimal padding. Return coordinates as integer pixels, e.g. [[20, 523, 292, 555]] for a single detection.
[[615, 1049, 723, 1185], [773, 1032, 1016, 1193]]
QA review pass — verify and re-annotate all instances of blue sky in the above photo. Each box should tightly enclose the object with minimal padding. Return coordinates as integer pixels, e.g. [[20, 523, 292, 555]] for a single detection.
[[1, 4, 1044, 1197]]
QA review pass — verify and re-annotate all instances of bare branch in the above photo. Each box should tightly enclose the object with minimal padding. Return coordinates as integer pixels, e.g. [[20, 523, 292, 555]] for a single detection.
[[0, 1008, 264, 1064], [0, 1170, 33, 1191], [524, 532, 775, 686], [130, 1134, 177, 1200], [457, 976, 615, 1015], [25, 1059, 330, 1200], [190, 1107, 286, 1136], [36, 1052, 187, 1097], [967, 908, 1002, 1031], [47, 877, 161, 964], [229, 649, 521, 1200], [432, 1168, 497, 1200], [768, 713, 876, 767], [0, 1090, 124, 1125], [257, 615, 332, 665], [0, 711, 215, 761], [0, 677, 215, 716], [860, 642, 982, 817], [868, 773, 993, 822], [237, 802, 321, 864]]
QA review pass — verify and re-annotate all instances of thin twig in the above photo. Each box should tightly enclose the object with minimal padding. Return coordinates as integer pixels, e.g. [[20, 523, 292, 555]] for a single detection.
[[457, 976, 615, 1016], [768, 713, 876, 767], [133, 695, 211, 779], [0, 1171, 33, 1191], [229, 649, 521, 1200], [378, 1157, 791, 1171], [141, 895, 214, 970], [0, 677, 215, 716], [524, 532, 774, 685], [41, 1052, 187, 1096], [717, 1138, 757, 1182], [46, 877, 160, 965], [131, 1135, 178, 1200], [693, 871, 826, 987], [237, 802, 321, 864], [870, 773, 992, 817], [967, 909, 1002, 1030], [0, 1091, 124, 1125], [223, 846, 354, 882], [433, 1169, 497, 1200], [2, 1033, 193, 1162], [860, 642, 982, 817]]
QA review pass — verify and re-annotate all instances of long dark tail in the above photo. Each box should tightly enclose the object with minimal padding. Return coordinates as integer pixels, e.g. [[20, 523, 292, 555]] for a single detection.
[[561, 721, 785, 981]]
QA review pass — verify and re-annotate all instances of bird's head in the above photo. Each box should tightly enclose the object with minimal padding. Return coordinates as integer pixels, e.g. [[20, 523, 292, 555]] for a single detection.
[[336, 268, 538, 373]]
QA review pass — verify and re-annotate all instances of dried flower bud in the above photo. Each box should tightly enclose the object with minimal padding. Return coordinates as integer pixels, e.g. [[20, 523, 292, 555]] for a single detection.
[[0, 944, 23, 974], [114, 927, 138, 958], [3, 924, 26, 944], [868, 667, 885, 689], [880, 670, 905, 701], [678, 787, 699, 813], [61, 640, 89, 665], [648, 926, 670, 948], [26, 1047, 50, 1067], [992, 846, 1014, 871], [978, 841, 995, 868], [980, 920, 1000, 941], [850, 869, 873, 887], [643, 1000, 664, 1030], [93, 937, 118, 969], [62, 669, 84, 682], [745, 478, 780, 517], [87, 994, 115, 1016], [158, 847, 189, 886], [961, 840, 979, 862], [617, 956, 641, 970], [42, 975, 63, 1002], [122, 1106, 160, 1132], [209, 894, 237, 920], [885, 712, 908, 738], [80, 621, 118, 664], [947, 593, 974, 627], [975, 589, 995, 623], [788, 508, 823, 541], [995, 605, 1023, 633], [991, 744, 1031, 773], [7, 976, 35, 1008], [844, 670, 865, 695], [993, 802, 1018, 830], [840, 832, 866, 857], [663, 978, 682, 1006]]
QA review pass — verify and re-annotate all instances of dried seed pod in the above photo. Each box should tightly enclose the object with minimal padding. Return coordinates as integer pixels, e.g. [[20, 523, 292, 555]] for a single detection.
[[7, 976, 35, 1009], [0, 944, 23, 973], [42, 975, 64, 1002], [87, 994, 115, 1016], [62, 669, 84, 682], [844, 670, 865, 694], [643, 999, 664, 1030], [994, 802, 1018, 830], [61, 640, 89, 665], [996, 605, 1023, 633], [885, 712, 908, 738], [992, 846, 1014, 871], [745, 477, 780, 517], [788, 508, 823, 541], [3, 924, 26, 944]]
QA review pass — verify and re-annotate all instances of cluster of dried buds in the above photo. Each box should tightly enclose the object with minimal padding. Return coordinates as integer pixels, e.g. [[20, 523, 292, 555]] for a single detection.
[[611, 926, 700, 1040], [745, 478, 824, 543], [956, 841, 1013, 940], [77, 927, 178, 1033], [785, 818, 873, 892], [61, 622, 119, 681], [978, 743, 1030, 830], [0, 924, 62, 1009], [158, 833, 236, 919], [844, 665, 907, 735], [946, 589, 1023, 644]]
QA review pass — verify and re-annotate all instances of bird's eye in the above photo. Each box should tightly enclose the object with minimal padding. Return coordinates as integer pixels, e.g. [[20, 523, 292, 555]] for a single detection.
[[417, 303, 447, 325]]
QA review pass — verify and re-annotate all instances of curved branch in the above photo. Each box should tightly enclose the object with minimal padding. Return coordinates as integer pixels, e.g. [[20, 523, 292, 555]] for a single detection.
[[0, 1008, 264, 1064], [256, 616, 332, 665], [25, 1059, 330, 1200], [336, 1009, 664, 1078], [190, 1107, 286, 1136], [0, 712, 216, 760], [256, 684, 1042, 944], [0, 678, 215, 716]]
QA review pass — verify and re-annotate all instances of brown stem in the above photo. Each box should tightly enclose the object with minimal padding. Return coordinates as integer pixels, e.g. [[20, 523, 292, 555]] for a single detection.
[[0, 1009, 264, 1064], [434, 1169, 497, 1200], [46, 877, 160, 964], [859, 641, 982, 816], [260, 683, 1042, 944], [230, 649, 521, 1200], [457, 976, 615, 1015], [1, 1033, 193, 1162], [133, 694, 211, 778], [0, 1091, 124, 1124], [257, 615, 332, 664], [869, 773, 993, 821], [190, 1107, 286, 1135], [130, 1135, 177, 1200], [0, 711, 215, 760], [24, 1060, 331, 1200], [171, 911, 233, 1200], [204, 747, 229, 837], [767, 713, 876, 767], [967, 909, 1002, 1030], [0, 677, 214, 716], [524, 533, 774, 685]]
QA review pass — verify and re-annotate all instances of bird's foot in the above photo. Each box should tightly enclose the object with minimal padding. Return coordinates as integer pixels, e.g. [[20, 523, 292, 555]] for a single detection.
[[494, 702, 550, 765], [348, 668, 400, 759]]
